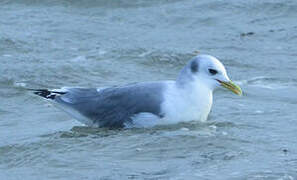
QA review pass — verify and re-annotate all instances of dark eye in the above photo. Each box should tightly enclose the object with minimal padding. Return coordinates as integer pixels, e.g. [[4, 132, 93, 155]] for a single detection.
[[208, 69, 218, 75]]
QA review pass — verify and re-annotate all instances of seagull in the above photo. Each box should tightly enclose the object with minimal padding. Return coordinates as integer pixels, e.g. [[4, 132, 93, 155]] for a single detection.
[[31, 54, 242, 128]]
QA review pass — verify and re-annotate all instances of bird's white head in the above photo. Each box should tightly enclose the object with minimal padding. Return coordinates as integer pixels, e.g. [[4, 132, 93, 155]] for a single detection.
[[177, 54, 242, 95]]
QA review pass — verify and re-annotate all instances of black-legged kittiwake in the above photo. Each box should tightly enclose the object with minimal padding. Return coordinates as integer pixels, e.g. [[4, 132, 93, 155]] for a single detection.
[[31, 54, 242, 128]]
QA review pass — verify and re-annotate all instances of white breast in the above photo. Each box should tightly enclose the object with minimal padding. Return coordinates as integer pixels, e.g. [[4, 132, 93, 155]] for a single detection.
[[160, 81, 213, 124]]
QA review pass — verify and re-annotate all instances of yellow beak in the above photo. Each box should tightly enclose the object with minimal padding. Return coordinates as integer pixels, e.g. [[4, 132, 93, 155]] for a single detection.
[[219, 80, 242, 96]]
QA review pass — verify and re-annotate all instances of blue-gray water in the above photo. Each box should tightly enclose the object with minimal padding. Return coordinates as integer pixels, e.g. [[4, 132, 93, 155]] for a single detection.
[[1, 0, 297, 179]]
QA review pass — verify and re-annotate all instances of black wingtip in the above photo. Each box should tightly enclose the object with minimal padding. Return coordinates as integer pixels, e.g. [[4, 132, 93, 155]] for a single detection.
[[28, 89, 66, 100]]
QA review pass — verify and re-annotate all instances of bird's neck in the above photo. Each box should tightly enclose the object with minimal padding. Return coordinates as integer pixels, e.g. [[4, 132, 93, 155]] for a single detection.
[[176, 74, 213, 93], [176, 79, 213, 102]]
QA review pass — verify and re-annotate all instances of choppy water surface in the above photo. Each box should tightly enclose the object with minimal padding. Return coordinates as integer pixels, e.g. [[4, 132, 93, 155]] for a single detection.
[[1, 0, 297, 179]]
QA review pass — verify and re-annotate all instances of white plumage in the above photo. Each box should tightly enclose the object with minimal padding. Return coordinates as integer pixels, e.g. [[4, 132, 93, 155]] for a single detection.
[[32, 54, 242, 128]]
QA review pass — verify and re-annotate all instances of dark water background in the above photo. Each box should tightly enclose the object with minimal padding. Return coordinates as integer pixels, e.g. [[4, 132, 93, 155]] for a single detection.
[[1, 0, 297, 179]]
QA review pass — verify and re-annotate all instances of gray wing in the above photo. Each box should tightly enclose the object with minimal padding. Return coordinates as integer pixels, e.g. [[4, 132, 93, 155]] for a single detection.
[[54, 82, 165, 128]]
